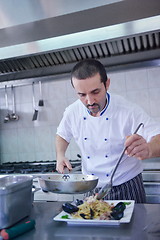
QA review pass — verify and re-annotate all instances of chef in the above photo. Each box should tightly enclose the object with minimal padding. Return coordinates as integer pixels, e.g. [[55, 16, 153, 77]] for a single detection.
[[56, 59, 160, 203]]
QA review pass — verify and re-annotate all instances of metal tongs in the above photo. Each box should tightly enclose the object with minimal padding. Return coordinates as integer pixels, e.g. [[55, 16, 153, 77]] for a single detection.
[[96, 123, 144, 200]]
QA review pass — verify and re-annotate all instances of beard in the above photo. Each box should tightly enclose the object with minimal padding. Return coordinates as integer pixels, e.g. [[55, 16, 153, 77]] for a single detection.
[[87, 103, 100, 114]]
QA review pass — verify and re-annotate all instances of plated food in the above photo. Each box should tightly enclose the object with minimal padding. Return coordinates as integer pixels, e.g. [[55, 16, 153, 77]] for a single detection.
[[54, 199, 135, 225], [68, 199, 113, 220], [62, 196, 131, 221]]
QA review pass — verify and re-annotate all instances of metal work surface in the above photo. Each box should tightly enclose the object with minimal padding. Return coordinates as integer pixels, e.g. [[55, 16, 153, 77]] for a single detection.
[[9, 201, 160, 240]]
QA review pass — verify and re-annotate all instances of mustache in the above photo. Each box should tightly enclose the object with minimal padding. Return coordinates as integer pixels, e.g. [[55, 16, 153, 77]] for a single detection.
[[87, 103, 99, 107]]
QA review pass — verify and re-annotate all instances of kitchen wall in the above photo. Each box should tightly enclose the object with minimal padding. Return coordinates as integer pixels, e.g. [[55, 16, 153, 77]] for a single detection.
[[0, 65, 160, 164]]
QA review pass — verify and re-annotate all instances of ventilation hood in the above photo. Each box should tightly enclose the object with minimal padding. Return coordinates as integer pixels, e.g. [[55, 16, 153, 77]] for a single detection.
[[0, 0, 160, 83]]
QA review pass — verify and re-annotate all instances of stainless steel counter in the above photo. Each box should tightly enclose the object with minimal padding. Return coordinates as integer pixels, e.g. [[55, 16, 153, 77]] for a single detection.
[[4, 202, 160, 240], [142, 170, 160, 203]]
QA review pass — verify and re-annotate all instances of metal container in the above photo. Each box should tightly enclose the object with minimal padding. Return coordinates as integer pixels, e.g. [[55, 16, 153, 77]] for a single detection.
[[0, 175, 33, 229]]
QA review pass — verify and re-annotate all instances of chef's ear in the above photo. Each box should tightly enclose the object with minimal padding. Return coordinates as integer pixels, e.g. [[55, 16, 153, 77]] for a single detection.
[[105, 78, 110, 90]]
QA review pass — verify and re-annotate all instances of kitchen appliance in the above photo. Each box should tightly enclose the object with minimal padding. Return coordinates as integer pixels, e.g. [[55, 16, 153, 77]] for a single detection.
[[0, 160, 81, 174], [0, 0, 160, 84], [0, 175, 33, 229], [142, 158, 160, 204], [0, 159, 82, 202]]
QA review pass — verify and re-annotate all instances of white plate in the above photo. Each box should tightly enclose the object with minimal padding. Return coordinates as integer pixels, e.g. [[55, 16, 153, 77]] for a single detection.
[[54, 200, 135, 226]]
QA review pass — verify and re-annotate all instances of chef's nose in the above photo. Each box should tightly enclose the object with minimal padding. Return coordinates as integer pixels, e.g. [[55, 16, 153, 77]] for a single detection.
[[86, 94, 94, 105]]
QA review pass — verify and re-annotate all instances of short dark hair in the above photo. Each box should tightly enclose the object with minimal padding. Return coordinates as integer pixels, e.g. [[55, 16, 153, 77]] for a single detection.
[[71, 59, 108, 87]]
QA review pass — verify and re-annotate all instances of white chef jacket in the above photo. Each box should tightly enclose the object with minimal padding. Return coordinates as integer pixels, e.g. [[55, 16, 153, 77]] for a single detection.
[[57, 93, 160, 187]]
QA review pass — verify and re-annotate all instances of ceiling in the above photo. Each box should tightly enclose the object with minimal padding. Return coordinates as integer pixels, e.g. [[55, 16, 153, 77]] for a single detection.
[[0, 0, 160, 84]]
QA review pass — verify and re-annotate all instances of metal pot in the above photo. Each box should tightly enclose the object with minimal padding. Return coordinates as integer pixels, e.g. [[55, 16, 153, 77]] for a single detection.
[[0, 175, 33, 229], [38, 174, 98, 194]]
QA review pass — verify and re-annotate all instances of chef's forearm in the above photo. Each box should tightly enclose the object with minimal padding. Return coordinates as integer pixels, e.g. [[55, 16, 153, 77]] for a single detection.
[[55, 134, 69, 159], [148, 134, 160, 158]]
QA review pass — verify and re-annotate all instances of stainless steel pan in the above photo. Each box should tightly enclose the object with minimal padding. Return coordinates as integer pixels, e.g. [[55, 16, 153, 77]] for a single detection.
[[38, 173, 98, 194]]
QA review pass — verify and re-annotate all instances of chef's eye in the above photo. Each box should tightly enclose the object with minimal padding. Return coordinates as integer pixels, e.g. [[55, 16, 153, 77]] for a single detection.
[[92, 90, 100, 95], [78, 93, 86, 97]]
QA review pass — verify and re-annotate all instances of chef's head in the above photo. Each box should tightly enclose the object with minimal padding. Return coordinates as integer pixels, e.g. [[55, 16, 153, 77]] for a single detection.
[[71, 59, 108, 87], [71, 59, 110, 116]]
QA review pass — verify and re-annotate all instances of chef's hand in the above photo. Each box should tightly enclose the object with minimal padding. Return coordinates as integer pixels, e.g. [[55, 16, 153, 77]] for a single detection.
[[56, 157, 72, 173], [124, 134, 151, 160]]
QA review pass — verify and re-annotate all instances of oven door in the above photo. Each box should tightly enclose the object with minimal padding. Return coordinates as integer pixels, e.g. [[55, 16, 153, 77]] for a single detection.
[[142, 157, 160, 203]]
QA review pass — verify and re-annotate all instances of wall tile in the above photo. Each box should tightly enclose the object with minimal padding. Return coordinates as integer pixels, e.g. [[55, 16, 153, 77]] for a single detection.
[[34, 126, 52, 152], [15, 84, 32, 104], [147, 67, 160, 88], [35, 151, 53, 162], [0, 65, 160, 164], [126, 89, 150, 115], [17, 128, 35, 153], [67, 96, 78, 106], [0, 88, 6, 107], [18, 152, 36, 162], [48, 80, 67, 100], [51, 150, 56, 160], [17, 102, 34, 128], [125, 68, 148, 91], [109, 71, 126, 93], [0, 129, 18, 153], [46, 98, 68, 125], [149, 88, 160, 117], [66, 79, 77, 99], [1, 153, 19, 163]]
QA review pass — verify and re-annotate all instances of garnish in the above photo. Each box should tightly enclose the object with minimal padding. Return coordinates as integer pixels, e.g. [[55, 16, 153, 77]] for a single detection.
[[61, 214, 70, 219], [123, 202, 131, 205]]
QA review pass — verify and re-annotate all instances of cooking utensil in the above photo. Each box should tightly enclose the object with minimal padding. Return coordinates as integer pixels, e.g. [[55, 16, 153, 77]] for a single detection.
[[4, 85, 11, 123], [38, 81, 44, 106], [32, 82, 38, 121], [10, 85, 19, 121], [38, 174, 98, 194], [96, 123, 144, 200]]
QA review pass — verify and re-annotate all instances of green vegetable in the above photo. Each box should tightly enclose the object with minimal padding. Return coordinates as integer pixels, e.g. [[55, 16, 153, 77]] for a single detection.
[[61, 215, 70, 219], [123, 202, 131, 205]]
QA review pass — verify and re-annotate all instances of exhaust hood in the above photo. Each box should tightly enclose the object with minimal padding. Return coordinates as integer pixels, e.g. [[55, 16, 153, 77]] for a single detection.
[[0, 0, 160, 83]]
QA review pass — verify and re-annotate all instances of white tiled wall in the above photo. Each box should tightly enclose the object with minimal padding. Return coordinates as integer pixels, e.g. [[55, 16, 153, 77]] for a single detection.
[[0, 66, 160, 163]]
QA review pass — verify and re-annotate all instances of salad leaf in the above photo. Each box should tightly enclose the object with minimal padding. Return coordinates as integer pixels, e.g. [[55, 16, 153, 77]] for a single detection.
[[123, 202, 131, 205], [61, 214, 70, 219]]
